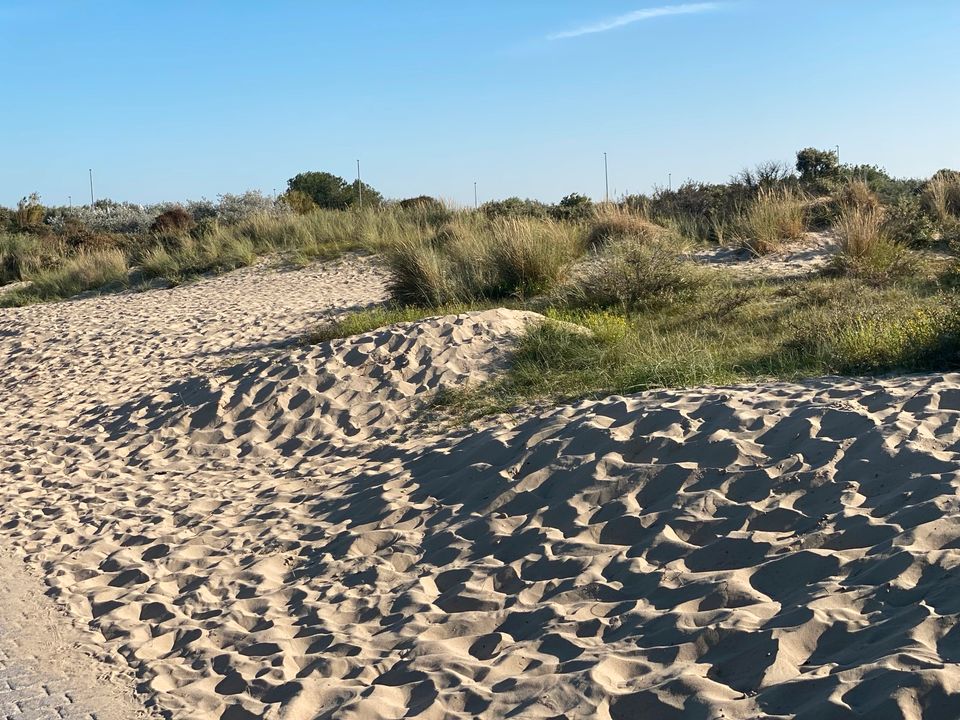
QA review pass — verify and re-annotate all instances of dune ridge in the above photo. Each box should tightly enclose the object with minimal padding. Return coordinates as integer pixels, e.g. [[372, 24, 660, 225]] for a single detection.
[[3, 256, 960, 719]]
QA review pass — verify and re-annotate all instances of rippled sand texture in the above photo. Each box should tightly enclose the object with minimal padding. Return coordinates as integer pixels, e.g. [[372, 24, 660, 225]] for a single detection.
[[3, 255, 960, 720]]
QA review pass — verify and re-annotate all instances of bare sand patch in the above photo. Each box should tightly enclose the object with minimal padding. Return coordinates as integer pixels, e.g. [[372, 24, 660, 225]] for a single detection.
[[693, 232, 838, 278]]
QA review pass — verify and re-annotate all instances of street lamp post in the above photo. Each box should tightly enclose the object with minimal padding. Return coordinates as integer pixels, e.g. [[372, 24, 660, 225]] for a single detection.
[[604, 152, 609, 203], [356, 160, 363, 210], [89, 169, 95, 207]]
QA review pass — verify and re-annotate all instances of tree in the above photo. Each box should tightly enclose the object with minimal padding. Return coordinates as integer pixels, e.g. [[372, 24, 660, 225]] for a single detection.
[[795, 148, 840, 184], [553, 192, 593, 221], [346, 179, 383, 209], [286, 171, 349, 209], [286, 171, 383, 210]]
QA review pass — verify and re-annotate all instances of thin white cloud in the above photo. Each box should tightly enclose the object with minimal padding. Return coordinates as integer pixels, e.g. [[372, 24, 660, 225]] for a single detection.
[[548, 3, 721, 40]]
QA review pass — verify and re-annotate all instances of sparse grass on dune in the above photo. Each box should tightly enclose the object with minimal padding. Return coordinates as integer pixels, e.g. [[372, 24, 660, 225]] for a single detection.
[[832, 204, 913, 283], [385, 215, 584, 305], [0, 232, 68, 285], [585, 207, 666, 248], [0, 208, 432, 304], [734, 187, 807, 255], [318, 252, 960, 420], [3, 248, 130, 305], [925, 171, 960, 225]]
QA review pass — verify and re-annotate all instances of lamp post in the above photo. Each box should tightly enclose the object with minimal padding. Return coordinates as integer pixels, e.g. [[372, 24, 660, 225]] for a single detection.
[[604, 152, 609, 203], [88, 169, 95, 207], [357, 160, 362, 210], [474, 182, 478, 209]]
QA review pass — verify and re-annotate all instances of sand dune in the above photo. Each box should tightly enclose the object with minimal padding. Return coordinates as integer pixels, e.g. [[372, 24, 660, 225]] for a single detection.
[[3, 255, 960, 719]]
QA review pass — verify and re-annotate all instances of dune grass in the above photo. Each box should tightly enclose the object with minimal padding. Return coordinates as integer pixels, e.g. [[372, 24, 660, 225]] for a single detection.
[[734, 187, 808, 255], [385, 215, 584, 305], [4, 248, 130, 304], [314, 253, 960, 421], [831, 204, 913, 283]]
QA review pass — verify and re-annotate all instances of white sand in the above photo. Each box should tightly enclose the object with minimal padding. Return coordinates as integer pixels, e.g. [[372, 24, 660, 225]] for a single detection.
[[3, 255, 960, 719], [692, 232, 838, 278]]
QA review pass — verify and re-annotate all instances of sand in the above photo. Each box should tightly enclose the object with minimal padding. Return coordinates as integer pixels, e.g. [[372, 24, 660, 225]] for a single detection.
[[692, 232, 838, 278], [3, 253, 960, 719]]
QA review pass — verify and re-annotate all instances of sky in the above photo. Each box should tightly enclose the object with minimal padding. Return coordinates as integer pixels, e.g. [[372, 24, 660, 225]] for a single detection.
[[2, 1, 959, 207]]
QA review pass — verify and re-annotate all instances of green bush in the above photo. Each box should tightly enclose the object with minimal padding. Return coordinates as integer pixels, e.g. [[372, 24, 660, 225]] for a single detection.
[[481, 197, 550, 220], [286, 171, 382, 210], [796, 147, 841, 186], [13, 193, 45, 231], [570, 235, 705, 311], [552, 193, 594, 221], [792, 302, 960, 373], [884, 195, 936, 246]]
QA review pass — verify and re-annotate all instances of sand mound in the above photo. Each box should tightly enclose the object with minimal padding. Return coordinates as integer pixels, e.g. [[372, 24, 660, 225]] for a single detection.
[[4, 256, 960, 719], [693, 232, 838, 278], [74, 308, 539, 465]]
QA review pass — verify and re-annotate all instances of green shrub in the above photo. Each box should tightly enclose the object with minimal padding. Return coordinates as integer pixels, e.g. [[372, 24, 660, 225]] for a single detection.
[[481, 197, 550, 220], [397, 196, 454, 226], [279, 189, 319, 215], [552, 193, 594, 221], [884, 195, 936, 246], [792, 302, 960, 373], [796, 147, 841, 186], [645, 181, 751, 243], [570, 236, 705, 311], [286, 171, 382, 210], [13, 193, 45, 230]]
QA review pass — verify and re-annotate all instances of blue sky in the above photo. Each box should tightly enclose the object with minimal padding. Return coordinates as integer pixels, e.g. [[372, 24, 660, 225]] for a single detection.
[[2, 1, 958, 207]]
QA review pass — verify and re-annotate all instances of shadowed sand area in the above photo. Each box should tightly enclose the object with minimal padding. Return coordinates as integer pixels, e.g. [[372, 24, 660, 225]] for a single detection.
[[3, 255, 960, 719]]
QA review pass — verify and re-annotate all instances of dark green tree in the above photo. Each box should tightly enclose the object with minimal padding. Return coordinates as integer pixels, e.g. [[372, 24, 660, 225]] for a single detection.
[[795, 148, 840, 184], [286, 171, 382, 210], [553, 192, 594, 221]]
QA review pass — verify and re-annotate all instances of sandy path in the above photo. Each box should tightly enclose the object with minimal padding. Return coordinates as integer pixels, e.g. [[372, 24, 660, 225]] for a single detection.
[[3, 254, 960, 719], [0, 552, 152, 719]]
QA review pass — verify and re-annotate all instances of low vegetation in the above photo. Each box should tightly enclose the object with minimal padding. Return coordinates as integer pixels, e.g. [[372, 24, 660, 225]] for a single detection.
[[6, 152, 960, 420]]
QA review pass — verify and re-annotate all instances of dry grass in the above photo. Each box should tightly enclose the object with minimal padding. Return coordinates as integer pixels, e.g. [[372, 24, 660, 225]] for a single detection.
[[585, 207, 665, 248], [28, 248, 129, 300], [925, 172, 960, 224], [833, 204, 912, 282], [734, 187, 807, 255], [836, 205, 887, 259], [385, 216, 583, 305], [838, 179, 881, 212]]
